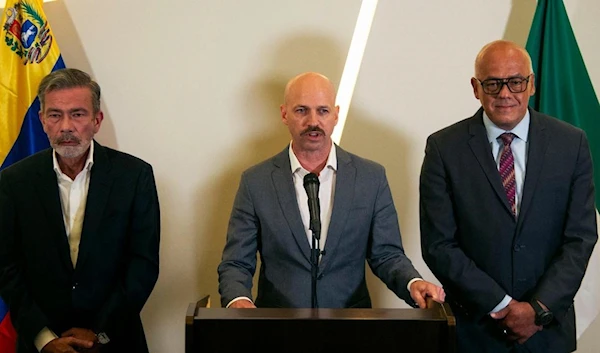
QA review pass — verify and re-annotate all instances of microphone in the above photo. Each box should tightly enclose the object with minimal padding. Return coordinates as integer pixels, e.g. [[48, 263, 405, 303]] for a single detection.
[[303, 173, 321, 239]]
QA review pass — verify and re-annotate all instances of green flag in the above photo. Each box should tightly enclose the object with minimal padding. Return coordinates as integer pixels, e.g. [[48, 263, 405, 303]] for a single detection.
[[526, 0, 600, 339], [526, 0, 600, 203]]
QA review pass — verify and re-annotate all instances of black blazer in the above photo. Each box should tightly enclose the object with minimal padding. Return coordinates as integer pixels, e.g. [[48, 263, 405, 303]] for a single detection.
[[420, 108, 597, 352], [0, 142, 160, 353]]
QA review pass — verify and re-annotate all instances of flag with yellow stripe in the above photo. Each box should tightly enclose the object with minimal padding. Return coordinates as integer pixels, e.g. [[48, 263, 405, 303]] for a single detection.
[[0, 1, 65, 351], [1, 0, 65, 169]]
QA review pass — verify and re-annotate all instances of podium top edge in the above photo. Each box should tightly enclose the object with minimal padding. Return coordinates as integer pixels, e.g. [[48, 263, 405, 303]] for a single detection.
[[190, 307, 450, 321]]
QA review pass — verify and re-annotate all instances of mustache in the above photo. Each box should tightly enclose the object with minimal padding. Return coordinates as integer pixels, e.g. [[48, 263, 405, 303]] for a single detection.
[[55, 133, 81, 144], [301, 126, 325, 135]]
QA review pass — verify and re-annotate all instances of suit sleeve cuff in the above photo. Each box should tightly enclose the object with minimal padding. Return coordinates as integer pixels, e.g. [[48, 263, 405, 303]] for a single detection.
[[489, 294, 512, 314], [226, 296, 253, 308], [34, 326, 58, 352], [407, 278, 423, 292], [226, 297, 254, 308]]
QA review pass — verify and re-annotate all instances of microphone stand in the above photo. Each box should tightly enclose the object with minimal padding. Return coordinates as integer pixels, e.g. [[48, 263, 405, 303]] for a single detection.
[[310, 220, 321, 309], [304, 172, 322, 309]]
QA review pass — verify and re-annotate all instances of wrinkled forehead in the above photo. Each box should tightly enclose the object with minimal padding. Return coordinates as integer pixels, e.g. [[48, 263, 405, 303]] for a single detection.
[[42, 87, 95, 111]]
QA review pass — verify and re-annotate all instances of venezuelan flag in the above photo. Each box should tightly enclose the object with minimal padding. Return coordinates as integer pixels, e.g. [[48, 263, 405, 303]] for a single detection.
[[0, 1, 65, 351], [1, 0, 65, 169]]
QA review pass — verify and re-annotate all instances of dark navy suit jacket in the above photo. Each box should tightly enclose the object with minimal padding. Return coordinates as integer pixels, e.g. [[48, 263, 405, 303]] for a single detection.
[[421, 108, 597, 352]]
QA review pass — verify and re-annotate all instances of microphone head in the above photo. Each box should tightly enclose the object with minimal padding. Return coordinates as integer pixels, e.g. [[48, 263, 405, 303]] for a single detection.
[[303, 173, 320, 188]]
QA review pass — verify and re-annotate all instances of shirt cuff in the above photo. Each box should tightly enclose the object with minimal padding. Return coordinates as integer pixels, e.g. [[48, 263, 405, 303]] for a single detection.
[[407, 277, 423, 292], [489, 294, 513, 314], [226, 296, 253, 308], [34, 327, 58, 352]]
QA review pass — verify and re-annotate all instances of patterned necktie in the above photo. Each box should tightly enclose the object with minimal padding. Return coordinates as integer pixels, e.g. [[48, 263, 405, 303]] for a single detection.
[[498, 133, 516, 216]]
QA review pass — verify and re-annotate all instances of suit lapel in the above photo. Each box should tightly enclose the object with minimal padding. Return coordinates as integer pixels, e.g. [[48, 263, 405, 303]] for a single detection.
[[517, 110, 549, 226], [467, 110, 514, 216], [319, 145, 355, 274], [76, 142, 114, 270], [271, 147, 312, 262], [35, 150, 73, 273]]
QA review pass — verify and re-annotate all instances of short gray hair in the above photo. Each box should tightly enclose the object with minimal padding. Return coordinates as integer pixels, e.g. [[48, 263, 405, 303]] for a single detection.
[[38, 68, 101, 113]]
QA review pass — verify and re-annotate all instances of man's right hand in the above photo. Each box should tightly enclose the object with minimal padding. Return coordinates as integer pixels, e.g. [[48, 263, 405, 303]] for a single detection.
[[41, 336, 94, 353], [228, 299, 256, 308], [490, 299, 542, 344]]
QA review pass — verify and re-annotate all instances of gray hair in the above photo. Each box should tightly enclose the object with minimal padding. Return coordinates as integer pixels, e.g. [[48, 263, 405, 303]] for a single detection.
[[38, 68, 101, 113]]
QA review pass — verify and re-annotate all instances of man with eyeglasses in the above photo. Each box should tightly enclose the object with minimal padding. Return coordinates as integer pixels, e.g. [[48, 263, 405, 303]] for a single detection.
[[420, 40, 597, 352]]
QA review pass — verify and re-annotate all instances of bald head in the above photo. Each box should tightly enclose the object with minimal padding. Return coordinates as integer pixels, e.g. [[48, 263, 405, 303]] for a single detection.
[[280, 72, 339, 156], [474, 40, 533, 78], [283, 72, 336, 105], [470, 40, 536, 131]]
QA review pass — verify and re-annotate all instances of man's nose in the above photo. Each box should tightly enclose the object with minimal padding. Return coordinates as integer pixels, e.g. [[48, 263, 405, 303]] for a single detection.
[[58, 116, 74, 131], [497, 82, 512, 97], [307, 111, 319, 126]]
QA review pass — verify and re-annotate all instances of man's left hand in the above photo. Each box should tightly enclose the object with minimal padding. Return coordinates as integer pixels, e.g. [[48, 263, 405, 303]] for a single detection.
[[61, 328, 100, 353], [409, 280, 446, 308], [490, 299, 542, 344]]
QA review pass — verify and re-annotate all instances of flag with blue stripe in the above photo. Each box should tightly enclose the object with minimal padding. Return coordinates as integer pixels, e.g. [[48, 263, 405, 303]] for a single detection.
[[0, 1, 65, 351]]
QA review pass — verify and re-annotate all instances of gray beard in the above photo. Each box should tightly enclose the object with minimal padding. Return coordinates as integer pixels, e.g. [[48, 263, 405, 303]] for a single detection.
[[53, 141, 90, 159]]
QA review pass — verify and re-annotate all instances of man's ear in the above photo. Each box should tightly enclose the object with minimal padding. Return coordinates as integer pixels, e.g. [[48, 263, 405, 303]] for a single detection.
[[93, 111, 104, 133], [280, 104, 288, 125], [471, 77, 481, 100]]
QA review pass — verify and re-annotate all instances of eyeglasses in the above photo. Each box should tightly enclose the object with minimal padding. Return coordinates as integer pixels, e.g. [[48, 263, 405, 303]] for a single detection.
[[477, 75, 532, 95]]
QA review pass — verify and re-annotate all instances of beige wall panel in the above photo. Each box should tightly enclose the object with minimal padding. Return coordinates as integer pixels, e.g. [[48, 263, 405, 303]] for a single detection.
[[14, 0, 599, 351]]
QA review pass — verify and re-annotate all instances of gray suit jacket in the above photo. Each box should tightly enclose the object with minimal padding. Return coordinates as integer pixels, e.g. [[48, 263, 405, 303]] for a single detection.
[[420, 108, 598, 353], [218, 144, 420, 308]]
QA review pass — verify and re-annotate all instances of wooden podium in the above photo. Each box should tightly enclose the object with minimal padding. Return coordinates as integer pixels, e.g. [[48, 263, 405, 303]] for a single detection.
[[185, 296, 456, 353]]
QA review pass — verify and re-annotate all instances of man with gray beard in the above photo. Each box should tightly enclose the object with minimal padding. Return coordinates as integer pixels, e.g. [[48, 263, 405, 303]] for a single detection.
[[0, 68, 160, 353]]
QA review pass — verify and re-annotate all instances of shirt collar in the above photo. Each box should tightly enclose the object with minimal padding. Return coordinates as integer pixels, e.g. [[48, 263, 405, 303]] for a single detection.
[[53, 140, 95, 177], [289, 141, 337, 175], [482, 110, 530, 143]]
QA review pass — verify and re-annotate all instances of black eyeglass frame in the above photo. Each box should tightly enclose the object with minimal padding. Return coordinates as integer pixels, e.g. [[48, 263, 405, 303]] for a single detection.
[[476, 74, 532, 95]]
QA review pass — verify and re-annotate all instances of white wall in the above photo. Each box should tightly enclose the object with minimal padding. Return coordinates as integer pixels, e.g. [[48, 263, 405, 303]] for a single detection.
[[37, 1, 600, 352]]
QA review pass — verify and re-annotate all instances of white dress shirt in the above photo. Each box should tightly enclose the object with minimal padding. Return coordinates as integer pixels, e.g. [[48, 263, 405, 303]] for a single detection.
[[289, 142, 337, 250], [54, 141, 95, 267]]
